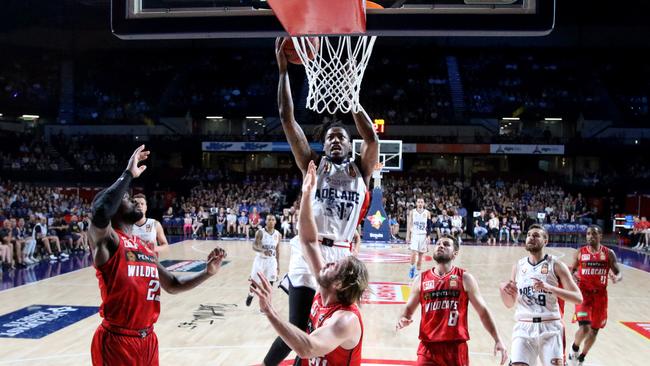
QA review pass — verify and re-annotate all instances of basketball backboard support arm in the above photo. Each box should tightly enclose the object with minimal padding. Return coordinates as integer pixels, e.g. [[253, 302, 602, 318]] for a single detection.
[[112, 0, 555, 40]]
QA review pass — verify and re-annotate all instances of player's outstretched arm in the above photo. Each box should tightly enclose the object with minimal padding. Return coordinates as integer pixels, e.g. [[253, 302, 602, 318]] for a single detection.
[[251, 272, 359, 359], [351, 106, 379, 184], [465, 272, 508, 365], [252, 229, 264, 253], [158, 247, 226, 294], [89, 145, 149, 266], [298, 161, 326, 276], [275, 38, 318, 174], [154, 220, 169, 252], [396, 274, 421, 330]]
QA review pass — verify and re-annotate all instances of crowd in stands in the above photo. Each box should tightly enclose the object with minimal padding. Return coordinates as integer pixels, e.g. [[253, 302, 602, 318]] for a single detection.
[[162, 174, 298, 239], [0, 180, 91, 270]]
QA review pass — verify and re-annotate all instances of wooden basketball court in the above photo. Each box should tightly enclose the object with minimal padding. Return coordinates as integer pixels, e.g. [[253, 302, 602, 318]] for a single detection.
[[1, 240, 648, 365]]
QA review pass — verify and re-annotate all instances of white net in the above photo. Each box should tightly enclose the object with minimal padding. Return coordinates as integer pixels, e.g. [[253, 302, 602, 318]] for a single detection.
[[291, 35, 377, 114]]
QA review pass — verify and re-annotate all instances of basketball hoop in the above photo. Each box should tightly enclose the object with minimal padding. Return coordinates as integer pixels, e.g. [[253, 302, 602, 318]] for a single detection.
[[268, 0, 378, 114], [292, 36, 376, 114]]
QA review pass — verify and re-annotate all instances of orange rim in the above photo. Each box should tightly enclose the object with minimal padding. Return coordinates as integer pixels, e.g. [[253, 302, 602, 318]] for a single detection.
[[366, 1, 384, 10]]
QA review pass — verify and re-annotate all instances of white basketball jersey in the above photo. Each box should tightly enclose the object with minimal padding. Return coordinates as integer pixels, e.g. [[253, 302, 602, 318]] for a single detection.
[[133, 218, 158, 247], [514, 255, 561, 321], [411, 209, 428, 235], [312, 158, 367, 243], [258, 228, 280, 258]]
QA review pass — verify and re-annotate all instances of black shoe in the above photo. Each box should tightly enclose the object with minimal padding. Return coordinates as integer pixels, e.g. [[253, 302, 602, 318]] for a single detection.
[[245, 295, 253, 307]]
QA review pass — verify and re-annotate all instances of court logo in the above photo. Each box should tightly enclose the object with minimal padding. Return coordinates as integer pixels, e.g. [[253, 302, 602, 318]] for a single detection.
[[367, 210, 386, 229], [160, 259, 230, 272], [0, 305, 98, 339], [362, 282, 411, 305], [178, 303, 238, 330]]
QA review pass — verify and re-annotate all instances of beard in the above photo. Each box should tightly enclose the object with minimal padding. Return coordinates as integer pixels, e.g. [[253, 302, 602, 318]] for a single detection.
[[121, 209, 144, 225], [525, 242, 543, 254], [433, 252, 452, 264]]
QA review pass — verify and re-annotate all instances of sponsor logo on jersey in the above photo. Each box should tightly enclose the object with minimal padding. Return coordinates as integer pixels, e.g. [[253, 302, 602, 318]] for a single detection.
[[0, 305, 98, 339], [362, 282, 411, 305], [126, 251, 156, 264], [581, 254, 591, 261], [600, 252, 606, 261], [551, 359, 563, 365], [449, 279, 458, 288], [423, 280, 436, 291], [541, 262, 549, 275]]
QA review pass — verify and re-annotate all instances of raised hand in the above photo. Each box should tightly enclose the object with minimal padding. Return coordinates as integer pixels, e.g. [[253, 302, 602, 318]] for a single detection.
[[206, 247, 227, 275], [301, 160, 317, 193], [126, 145, 150, 178]]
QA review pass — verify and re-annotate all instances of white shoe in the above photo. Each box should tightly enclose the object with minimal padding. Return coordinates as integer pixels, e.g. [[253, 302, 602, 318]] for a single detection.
[[568, 351, 581, 366], [24, 257, 34, 265], [29, 256, 39, 263], [60, 252, 69, 258], [49, 254, 58, 261]]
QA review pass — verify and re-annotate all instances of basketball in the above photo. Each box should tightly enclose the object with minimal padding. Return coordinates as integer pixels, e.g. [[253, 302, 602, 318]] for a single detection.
[[282, 37, 320, 65]]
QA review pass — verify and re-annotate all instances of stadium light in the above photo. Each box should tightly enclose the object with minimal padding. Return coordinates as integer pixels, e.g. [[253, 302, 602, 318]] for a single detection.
[[544, 117, 562, 121], [246, 116, 264, 119], [206, 116, 223, 119], [21, 114, 39, 119], [502, 117, 520, 121]]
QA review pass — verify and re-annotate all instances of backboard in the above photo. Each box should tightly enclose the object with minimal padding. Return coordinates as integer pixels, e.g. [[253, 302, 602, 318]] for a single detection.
[[112, 0, 555, 40], [353, 139, 402, 172]]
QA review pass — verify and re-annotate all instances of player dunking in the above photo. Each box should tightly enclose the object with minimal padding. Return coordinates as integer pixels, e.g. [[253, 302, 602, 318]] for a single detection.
[[397, 234, 508, 366], [261, 38, 378, 366], [252, 161, 368, 366], [499, 224, 583, 366], [568, 225, 622, 366], [406, 197, 431, 279], [246, 214, 281, 306], [132, 193, 169, 253], [88, 145, 227, 366]]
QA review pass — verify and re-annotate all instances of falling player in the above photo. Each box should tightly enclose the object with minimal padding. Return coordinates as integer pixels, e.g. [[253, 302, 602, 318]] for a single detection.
[[246, 214, 281, 306], [261, 37, 378, 366], [406, 197, 431, 279], [568, 225, 622, 366], [251, 161, 368, 366], [132, 193, 169, 253], [88, 145, 227, 366], [499, 224, 583, 366], [397, 234, 509, 366]]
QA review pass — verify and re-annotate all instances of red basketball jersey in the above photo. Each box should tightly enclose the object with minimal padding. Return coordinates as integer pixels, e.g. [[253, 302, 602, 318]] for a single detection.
[[576, 245, 610, 292], [301, 293, 363, 366], [95, 229, 161, 330], [419, 266, 470, 343]]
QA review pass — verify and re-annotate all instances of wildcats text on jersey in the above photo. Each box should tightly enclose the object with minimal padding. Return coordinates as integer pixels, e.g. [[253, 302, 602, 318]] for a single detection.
[[127, 265, 159, 279]]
